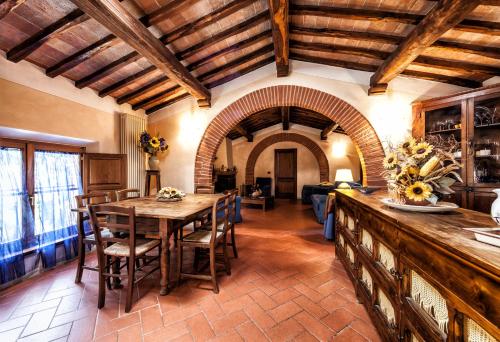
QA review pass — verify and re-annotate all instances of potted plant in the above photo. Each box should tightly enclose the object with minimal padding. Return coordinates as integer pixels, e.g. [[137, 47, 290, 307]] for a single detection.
[[139, 131, 168, 170], [382, 136, 462, 206]]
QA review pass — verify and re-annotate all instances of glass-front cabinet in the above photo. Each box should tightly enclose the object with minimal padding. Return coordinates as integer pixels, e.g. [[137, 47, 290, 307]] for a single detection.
[[412, 84, 500, 213]]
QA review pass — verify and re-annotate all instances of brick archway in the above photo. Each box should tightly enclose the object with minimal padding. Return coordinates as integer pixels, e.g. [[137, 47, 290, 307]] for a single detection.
[[195, 85, 385, 187], [245, 133, 329, 184]]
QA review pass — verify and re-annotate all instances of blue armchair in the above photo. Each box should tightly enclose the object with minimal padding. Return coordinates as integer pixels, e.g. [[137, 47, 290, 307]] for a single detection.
[[310, 194, 327, 224], [310, 194, 335, 240]]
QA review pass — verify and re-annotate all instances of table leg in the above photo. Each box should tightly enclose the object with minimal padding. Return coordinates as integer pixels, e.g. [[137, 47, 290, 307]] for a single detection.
[[159, 218, 173, 296]]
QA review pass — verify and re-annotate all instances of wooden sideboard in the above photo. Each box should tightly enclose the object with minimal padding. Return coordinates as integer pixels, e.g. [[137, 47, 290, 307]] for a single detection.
[[334, 189, 499, 342]]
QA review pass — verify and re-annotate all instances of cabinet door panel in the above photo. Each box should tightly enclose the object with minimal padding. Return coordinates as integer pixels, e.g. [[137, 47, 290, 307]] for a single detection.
[[83, 153, 127, 195], [468, 189, 496, 214]]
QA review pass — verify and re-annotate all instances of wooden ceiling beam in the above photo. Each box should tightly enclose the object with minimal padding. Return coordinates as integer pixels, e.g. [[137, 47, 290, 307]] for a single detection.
[[145, 56, 275, 114], [160, 0, 255, 45], [100, 14, 269, 99], [291, 40, 500, 76], [70, 0, 210, 107], [119, 31, 271, 104], [268, 0, 289, 77], [141, 0, 198, 27], [291, 25, 500, 59], [75, 51, 142, 88], [321, 122, 339, 140], [0, 0, 26, 20], [177, 11, 269, 60], [7, 9, 90, 62], [290, 4, 499, 35], [135, 44, 273, 110], [98, 65, 156, 97], [369, 0, 482, 95], [234, 125, 254, 142], [282, 106, 290, 130], [290, 52, 482, 88]]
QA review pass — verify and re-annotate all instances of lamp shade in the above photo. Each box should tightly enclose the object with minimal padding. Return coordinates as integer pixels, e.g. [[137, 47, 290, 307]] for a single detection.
[[335, 169, 354, 182]]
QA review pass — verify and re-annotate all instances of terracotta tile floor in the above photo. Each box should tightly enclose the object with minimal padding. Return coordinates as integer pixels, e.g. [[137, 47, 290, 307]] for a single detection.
[[0, 200, 381, 342]]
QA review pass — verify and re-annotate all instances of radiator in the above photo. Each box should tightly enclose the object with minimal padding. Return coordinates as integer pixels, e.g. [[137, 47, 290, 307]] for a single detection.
[[120, 113, 146, 195]]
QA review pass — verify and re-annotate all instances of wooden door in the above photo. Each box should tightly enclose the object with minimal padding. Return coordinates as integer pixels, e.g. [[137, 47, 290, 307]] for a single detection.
[[274, 149, 297, 199], [83, 153, 127, 198]]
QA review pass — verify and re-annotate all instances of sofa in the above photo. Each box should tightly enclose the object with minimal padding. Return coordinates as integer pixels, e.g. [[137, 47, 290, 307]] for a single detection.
[[301, 182, 361, 204], [310, 192, 343, 240]]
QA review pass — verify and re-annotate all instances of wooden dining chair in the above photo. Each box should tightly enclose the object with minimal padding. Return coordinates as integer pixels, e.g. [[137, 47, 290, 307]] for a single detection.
[[88, 204, 161, 313], [74, 192, 111, 284], [116, 188, 141, 201], [226, 189, 239, 258], [177, 194, 231, 293]]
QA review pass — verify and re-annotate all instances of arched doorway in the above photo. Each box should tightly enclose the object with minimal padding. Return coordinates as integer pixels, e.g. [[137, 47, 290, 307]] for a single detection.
[[195, 85, 385, 187], [245, 133, 329, 184]]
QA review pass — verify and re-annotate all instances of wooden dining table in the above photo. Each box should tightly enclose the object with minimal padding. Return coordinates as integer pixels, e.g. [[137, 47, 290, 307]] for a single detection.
[[83, 193, 223, 295]]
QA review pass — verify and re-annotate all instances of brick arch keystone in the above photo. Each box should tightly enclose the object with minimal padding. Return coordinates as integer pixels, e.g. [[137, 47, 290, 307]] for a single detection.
[[194, 85, 385, 187], [245, 133, 329, 184]]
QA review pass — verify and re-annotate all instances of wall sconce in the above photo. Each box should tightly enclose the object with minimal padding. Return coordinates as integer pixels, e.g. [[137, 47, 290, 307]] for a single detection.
[[332, 141, 347, 158]]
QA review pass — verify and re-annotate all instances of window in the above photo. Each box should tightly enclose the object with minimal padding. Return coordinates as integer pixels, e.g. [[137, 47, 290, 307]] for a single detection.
[[34, 151, 81, 236]]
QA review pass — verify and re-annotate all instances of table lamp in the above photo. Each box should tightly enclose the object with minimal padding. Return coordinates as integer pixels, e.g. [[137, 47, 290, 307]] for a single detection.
[[335, 169, 354, 189]]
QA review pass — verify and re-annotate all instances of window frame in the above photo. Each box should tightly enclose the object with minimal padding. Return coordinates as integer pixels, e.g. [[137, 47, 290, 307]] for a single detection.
[[0, 138, 85, 253]]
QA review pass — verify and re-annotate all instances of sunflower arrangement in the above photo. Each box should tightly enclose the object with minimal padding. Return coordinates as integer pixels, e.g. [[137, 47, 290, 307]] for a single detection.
[[139, 131, 168, 155], [382, 135, 462, 205], [157, 186, 185, 200]]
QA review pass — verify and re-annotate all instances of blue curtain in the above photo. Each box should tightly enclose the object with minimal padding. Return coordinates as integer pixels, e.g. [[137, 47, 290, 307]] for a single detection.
[[0, 148, 34, 284], [34, 151, 81, 268]]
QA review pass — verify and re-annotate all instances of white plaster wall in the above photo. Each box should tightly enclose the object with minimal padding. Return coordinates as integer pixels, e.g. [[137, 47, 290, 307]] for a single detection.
[[0, 54, 145, 152], [146, 60, 468, 192]]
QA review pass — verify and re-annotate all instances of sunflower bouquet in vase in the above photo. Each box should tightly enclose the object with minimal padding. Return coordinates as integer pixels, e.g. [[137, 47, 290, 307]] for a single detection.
[[139, 131, 168, 170], [382, 136, 462, 206]]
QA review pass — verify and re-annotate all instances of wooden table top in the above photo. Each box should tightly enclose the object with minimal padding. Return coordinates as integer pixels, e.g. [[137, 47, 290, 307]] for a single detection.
[[335, 189, 500, 276], [107, 194, 223, 220]]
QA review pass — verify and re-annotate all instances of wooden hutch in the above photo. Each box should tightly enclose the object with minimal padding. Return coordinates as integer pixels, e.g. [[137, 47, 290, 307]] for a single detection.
[[334, 189, 499, 342], [412, 84, 500, 213]]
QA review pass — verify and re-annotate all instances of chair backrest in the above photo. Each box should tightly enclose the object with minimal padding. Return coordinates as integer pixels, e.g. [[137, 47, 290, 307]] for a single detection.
[[75, 192, 110, 236], [211, 194, 230, 243], [225, 189, 238, 227], [195, 185, 215, 194], [88, 204, 138, 258], [116, 188, 141, 201]]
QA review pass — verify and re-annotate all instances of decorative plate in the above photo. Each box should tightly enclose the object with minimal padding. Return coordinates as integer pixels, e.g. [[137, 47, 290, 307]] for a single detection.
[[381, 198, 459, 213], [157, 197, 182, 202]]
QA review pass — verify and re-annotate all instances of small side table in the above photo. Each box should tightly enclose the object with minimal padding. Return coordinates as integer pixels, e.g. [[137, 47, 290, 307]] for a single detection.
[[145, 170, 161, 196], [241, 196, 274, 211]]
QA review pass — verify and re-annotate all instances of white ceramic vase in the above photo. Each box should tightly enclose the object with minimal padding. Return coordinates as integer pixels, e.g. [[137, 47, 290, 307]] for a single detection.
[[148, 155, 160, 170], [491, 189, 500, 225]]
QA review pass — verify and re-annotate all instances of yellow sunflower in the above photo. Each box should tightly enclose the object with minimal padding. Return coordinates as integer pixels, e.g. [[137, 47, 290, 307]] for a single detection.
[[383, 152, 398, 169], [406, 166, 419, 179], [150, 137, 160, 148], [398, 137, 416, 155], [412, 142, 433, 159], [405, 181, 432, 202]]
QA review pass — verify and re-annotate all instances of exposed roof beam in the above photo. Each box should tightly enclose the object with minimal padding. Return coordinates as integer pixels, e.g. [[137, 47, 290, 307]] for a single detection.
[[98, 65, 156, 97], [135, 44, 273, 110], [118, 31, 272, 104], [369, 0, 482, 95], [176, 11, 269, 61], [282, 106, 290, 130], [234, 125, 254, 142], [145, 56, 275, 114], [46, 35, 120, 78], [291, 40, 500, 76], [159, 0, 255, 45], [0, 0, 26, 20], [290, 4, 499, 35], [100, 13, 269, 98], [70, 0, 210, 107], [291, 26, 500, 60], [7, 9, 90, 62], [140, 0, 198, 27], [268, 0, 289, 77], [75, 51, 142, 89], [321, 122, 339, 140], [290, 52, 482, 88]]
